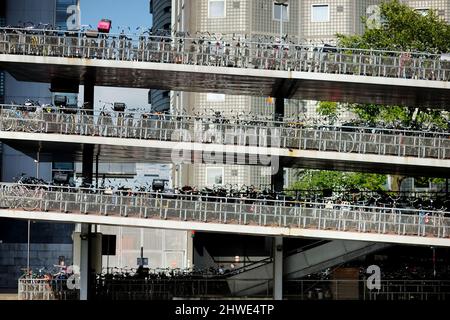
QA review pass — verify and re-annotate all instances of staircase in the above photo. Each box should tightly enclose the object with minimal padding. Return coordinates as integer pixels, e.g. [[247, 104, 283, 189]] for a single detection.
[[227, 240, 390, 296]]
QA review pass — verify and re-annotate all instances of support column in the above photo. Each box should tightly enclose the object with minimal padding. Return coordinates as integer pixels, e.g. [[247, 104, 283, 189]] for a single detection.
[[271, 97, 284, 192], [74, 224, 90, 300], [273, 236, 283, 300], [274, 97, 284, 123], [186, 230, 194, 269], [95, 153, 99, 189], [272, 98, 284, 300], [73, 224, 102, 300], [82, 146, 94, 185], [82, 82, 95, 185]]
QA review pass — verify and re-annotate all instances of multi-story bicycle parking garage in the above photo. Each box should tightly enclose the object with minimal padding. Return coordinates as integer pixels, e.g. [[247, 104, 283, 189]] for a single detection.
[[1, 24, 450, 301]]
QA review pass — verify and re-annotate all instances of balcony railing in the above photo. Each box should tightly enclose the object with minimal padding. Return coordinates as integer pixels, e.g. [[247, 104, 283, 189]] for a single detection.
[[0, 28, 449, 81], [17, 275, 450, 300], [1, 184, 449, 239], [0, 106, 449, 160]]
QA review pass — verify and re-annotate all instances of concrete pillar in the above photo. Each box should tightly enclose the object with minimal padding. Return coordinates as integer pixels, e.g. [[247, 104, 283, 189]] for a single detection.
[[82, 82, 94, 185], [186, 231, 194, 269], [272, 98, 285, 300], [73, 224, 102, 300], [273, 236, 283, 300], [274, 97, 284, 122], [73, 224, 90, 300], [82, 146, 94, 185], [271, 97, 284, 192]]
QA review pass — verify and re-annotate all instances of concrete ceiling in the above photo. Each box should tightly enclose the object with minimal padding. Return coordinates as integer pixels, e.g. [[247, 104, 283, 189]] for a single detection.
[[1, 55, 450, 108], [2, 134, 448, 178]]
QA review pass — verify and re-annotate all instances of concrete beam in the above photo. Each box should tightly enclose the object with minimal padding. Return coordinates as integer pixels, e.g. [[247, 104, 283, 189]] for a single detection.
[[2, 209, 450, 247], [1, 55, 450, 108], [1, 131, 448, 177]]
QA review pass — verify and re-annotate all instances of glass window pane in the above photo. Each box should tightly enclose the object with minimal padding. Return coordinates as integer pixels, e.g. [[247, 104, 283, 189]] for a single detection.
[[274, 4, 288, 21], [209, 0, 225, 18], [206, 168, 224, 186], [415, 8, 429, 16], [312, 5, 329, 22], [207, 93, 225, 102]]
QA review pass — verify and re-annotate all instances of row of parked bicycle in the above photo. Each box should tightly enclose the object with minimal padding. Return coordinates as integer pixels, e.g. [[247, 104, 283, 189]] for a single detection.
[[1, 101, 449, 134], [2, 22, 322, 46], [1, 23, 448, 80], [10, 174, 450, 213]]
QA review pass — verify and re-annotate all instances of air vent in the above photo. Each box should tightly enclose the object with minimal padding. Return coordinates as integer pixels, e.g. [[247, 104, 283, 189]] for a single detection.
[[233, 1, 240, 9], [337, 6, 344, 13], [438, 9, 445, 16]]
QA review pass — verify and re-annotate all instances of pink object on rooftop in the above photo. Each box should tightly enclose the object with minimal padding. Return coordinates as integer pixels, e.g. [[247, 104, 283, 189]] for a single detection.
[[98, 19, 111, 33]]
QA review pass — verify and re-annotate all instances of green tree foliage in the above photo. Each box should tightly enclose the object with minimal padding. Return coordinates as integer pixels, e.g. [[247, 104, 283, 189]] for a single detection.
[[316, 101, 340, 125], [290, 170, 386, 191], [347, 103, 448, 129], [337, 0, 450, 53], [335, 0, 450, 131]]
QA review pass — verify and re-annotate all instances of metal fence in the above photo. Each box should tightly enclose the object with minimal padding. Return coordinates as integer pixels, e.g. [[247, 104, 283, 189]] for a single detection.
[[18, 276, 79, 300], [17, 275, 450, 300], [95, 278, 450, 300], [1, 184, 449, 239], [0, 28, 449, 81], [0, 106, 448, 160]]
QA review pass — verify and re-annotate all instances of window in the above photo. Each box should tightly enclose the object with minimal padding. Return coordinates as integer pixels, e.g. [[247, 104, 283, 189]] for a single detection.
[[206, 167, 224, 186], [311, 4, 330, 22], [273, 2, 289, 22], [209, 0, 225, 18], [206, 93, 225, 102]]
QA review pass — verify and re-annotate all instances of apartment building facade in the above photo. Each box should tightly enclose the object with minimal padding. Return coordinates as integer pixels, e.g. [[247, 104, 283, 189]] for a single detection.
[[171, 0, 381, 190]]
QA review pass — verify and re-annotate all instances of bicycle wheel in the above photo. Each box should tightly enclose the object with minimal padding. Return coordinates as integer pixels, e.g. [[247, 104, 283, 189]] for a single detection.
[[1, 112, 16, 131], [22, 198, 40, 211], [26, 118, 41, 133]]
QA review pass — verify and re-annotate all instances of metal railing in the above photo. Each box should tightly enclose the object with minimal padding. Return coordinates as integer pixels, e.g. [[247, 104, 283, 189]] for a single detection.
[[94, 278, 450, 300], [1, 184, 449, 239], [284, 279, 450, 301], [0, 28, 449, 81], [18, 276, 450, 300], [18, 276, 79, 300], [0, 106, 448, 160]]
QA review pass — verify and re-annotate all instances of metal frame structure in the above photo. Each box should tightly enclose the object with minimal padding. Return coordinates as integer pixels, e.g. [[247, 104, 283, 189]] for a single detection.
[[0, 106, 448, 161], [1, 184, 449, 240], [17, 276, 450, 300], [0, 28, 449, 81]]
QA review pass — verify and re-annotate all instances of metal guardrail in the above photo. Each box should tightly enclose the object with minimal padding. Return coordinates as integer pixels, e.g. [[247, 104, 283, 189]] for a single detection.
[[18, 276, 450, 300], [18, 276, 79, 300], [94, 278, 450, 300], [0, 106, 448, 160], [1, 184, 449, 239], [285, 279, 450, 301], [0, 28, 449, 81]]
